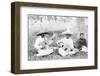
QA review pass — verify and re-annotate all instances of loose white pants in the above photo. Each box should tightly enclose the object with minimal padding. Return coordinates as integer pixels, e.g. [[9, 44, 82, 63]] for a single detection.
[[36, 48, 54, 56]]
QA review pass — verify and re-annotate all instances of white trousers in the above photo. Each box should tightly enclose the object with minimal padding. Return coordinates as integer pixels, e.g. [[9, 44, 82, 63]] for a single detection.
[[58, 48, 78, 56], [58, 48, 69, 56], [36, 48, 54, 56]]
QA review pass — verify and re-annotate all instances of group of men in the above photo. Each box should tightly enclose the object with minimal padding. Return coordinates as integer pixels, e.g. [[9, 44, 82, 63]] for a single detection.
[[34, 29, 87, 57]]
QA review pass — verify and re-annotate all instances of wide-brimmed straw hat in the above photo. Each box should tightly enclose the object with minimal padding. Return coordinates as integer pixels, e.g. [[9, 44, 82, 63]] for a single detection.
[[62, 28, 73, 35], [36, 29, 53, 36], [37, 32, 51, 36]]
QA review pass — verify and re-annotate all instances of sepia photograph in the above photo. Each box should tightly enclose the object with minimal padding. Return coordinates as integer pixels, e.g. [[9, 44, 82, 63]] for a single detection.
[[28, 15, 88, 61]]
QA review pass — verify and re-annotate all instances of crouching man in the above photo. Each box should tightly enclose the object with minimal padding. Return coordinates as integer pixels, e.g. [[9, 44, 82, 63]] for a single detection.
[[57, 29, 78, 56], [34, 32, 54, 57]]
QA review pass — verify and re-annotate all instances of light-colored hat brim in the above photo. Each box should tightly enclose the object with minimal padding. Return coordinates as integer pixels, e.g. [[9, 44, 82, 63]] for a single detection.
[[62, 31, 73, 34]]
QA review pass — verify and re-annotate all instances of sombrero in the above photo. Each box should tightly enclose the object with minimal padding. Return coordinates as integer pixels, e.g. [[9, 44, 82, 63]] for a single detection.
[[62, 28, 73, 35], [37, 32, 51, 36], [36, 29, 53, 36]]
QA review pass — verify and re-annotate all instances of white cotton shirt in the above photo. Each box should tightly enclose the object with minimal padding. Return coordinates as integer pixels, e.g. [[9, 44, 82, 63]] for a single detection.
[[57, 37, 74, 49], [34, 36, 44, 49]]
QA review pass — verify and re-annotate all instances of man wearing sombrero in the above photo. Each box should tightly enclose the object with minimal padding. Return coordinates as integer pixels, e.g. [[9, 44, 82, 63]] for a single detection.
[[57, 28, 76, 56], [34, 31, 54, 56]]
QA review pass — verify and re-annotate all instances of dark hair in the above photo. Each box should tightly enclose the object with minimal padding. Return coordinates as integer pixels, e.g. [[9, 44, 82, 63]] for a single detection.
[[80, 33, 84, 36], [41, 34, 45, 38]]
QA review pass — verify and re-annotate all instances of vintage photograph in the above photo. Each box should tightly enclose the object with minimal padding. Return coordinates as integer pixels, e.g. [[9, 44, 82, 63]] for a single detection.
[[28, 14, 88, 61], [11, 2, 97, 73]]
